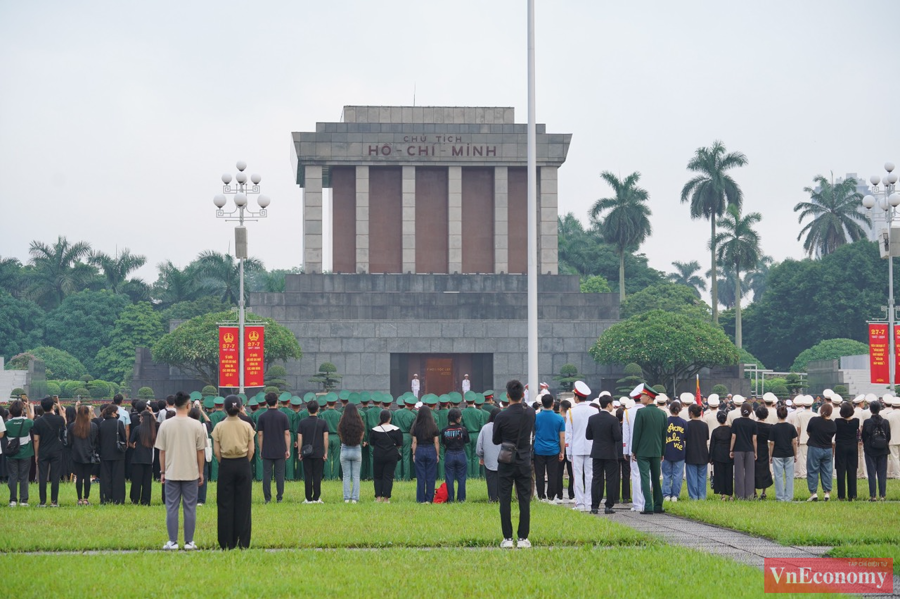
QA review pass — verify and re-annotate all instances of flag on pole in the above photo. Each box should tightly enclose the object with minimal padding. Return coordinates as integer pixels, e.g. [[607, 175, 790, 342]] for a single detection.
[[695, 374, 702, 406]]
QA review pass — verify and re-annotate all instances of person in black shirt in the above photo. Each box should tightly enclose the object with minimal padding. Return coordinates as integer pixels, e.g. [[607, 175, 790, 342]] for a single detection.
[[729, 404, 757, 500], [98, 403, 127, 504], [33, 397, 66, 507], [257, 395, 290, 504], [441, 408, 470, 503], [370, 409, 402, 502], [753, 406, 773, 500], [768, 406, 798, 502], [684, 404, 709, 500], [129, 409, 157, 505], [66, 404, 99, 505], [297, 400, 328, 503], [492, 380, 536, 548], [710, 411, 733, 500], [834, 402, 859, 501], [410, 406, 440, 503], [805, 403, 837, 501], [861, 402, 891, 501]]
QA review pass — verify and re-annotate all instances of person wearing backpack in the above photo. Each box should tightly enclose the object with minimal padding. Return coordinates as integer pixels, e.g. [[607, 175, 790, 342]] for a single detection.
[[5, 399, 35, 507], [862, 401, 891, 501]]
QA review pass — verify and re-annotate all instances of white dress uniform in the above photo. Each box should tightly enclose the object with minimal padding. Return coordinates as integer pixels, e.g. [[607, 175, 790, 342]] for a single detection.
[[461, 377, 471, 394], [794, 401, 815, 479], [565, 381, 594, 512], [886, 402, 900, 479], [622, 403, 645, 511], [855, 405, 870, 479], [411, 377, 420, 398]]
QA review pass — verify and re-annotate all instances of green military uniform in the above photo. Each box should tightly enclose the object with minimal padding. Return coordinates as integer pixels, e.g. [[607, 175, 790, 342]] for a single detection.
[[249, 397, 264, 481], [632, 392, 667, 513], [482, 390, 496, 415], [289, 396, 304, 480], [434, 395, 451, 479], [277, 393, 295, 480], [208, 397, 226, 481], [321, 395, 342, 480], [366, 393, 386, 476], [392, 395, 417, 481], [461, 392, 485, 478]]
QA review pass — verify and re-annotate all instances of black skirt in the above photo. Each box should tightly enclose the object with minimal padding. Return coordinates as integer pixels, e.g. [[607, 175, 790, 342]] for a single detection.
[[755, 459, 773, 489]]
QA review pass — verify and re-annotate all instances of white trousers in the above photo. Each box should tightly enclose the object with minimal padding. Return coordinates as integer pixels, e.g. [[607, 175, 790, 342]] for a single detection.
[[571, 454, 593, 510], [631, 458, 644, 511], [858, 443, 868, 479], [795, 445, 807, 478], [889, 446, 900, 479]]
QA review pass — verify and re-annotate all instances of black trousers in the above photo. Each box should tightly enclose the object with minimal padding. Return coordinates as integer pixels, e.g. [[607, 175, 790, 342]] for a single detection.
[[485, 468, 499, 502], [591, 458, 620, 510], [713, 461, 734, 496], [619, 457, 631, 501], [217, 457, 252, 549], [100, 459, 126, 504], [130, 462, 153, 505], [303, 457, 324, 501], [865, 453, 888, 498], [498, 461, 531, 541], [262, 457, 285, 502], [834, 444, 857, 500], [38, 453, 62, 505], [533, 454, 559, 500], [373, 454, 399, 499], [556, 456, 574, 499], [73, 461, 92, 500]]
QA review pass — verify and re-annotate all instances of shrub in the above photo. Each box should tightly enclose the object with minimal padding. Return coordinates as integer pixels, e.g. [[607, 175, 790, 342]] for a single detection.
[[202, 385, 218, 397], [10, 387, 25, 398], [833, 384, 849, 397], [62, 380, 83, 398], [137, 386, 155, 400], [711, 384, 729, 396], [772, 384, 790, 399], [652, 384, 666, 394], [554, 364, 579, 392], [616, 363, 644, 395], [580, 275, 612, 294], [72, 387, 90, 399], [80, 375, 94, 383], [264, 386, 280, 395], [46, 381, 62, 396], [88, 380, 110, 399]]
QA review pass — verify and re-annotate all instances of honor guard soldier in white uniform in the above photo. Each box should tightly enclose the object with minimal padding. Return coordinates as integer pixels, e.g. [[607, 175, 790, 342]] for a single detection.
[[886, 396, 900, 479], [461, 374, 471, 394], [727, 395, 745, 426], [793, 395, 815, 479], [411, 374, 420, 399], [565, 381, 594, 512], [621, 395, 644, 512], [762, 393, 779, 424]]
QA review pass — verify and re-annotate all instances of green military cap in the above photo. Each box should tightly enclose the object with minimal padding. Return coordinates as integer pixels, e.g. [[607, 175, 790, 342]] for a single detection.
[[382, 393, 394, 405], [237, 393, 247, 402], [483, 390, 494, 399], [360, 391, 370, 403], [423, 394, 438, 406], [290, 395, 302, 406], [475, 393, 485, 406], [214, 396, 225, 406], [189, 391, 203, 401], [449, 392, 463, 405], [326, 392, 338, 403], [405, 395, 418, 406], [249, 397, 259, 407], [278, 392, 291, 403], [338, 389, 351, 401], [349, 392, 361, 405], [439, 394, 450, 404], [203, 397, 215, 409], [254, 391, 266, 402], [464, 391, 476, 403], [303, 392, 317, 403]]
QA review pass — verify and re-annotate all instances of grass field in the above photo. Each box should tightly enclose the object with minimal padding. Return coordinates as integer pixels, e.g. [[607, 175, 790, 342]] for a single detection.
[[0, 480, 648, 551], [0, 547, 819, 599]]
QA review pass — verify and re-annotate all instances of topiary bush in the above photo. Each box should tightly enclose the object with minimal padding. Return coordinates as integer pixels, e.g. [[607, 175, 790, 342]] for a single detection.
[[46, 381, 61, 397], [833, 384, 849, 397], [72, 387, 90, 399], [264, 386, 280, 395], [88, 380, 110, 399], [772, 384, 790, 399], [202, 385, 218, 397], [616, 363, 644, 395], [10, 387, 25, 398], [711, 384, 729, 396], [652, 384, 666, 394], [137, 386, 155, 400], [80, 375, 94, 383]]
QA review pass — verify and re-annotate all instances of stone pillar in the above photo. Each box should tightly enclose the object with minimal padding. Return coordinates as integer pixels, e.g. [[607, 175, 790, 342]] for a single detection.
[[303, 165, 323, 273], [494, 167, 509, 273], [448, 166, 462, 273], [402, 166, 416, 273], [540, 166, 558, 275], [355, 166, 369, 273]]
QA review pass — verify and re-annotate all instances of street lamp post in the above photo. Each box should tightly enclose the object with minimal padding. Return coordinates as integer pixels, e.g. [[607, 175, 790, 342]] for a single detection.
[[213, 160, 271, 394], [862, 162, 900, 390]]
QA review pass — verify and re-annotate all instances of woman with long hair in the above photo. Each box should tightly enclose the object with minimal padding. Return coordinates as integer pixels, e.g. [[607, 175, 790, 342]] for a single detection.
[[129, 408, 157, 505], [862, 401, 891, 501], [338, 403, 365, 503], [66, 404, 99, 505], [369, 409, 402, 502], [410, 406, 439, 503], [98, 403, 127, 504]]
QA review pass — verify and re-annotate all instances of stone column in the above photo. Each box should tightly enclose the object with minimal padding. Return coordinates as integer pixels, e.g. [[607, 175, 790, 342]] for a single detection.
[[494, 167, 509, 273], [539, 166, 558, 275], [448, 166, 462, 273], [303, 165, 323, 273], [402, 166, 416, 273], [355, 166, 369, 273]]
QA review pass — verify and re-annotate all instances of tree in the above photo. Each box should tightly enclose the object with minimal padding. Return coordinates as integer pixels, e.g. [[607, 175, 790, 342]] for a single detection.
[[590, 172, 652, 303], [10, 387, 25, 399], [711, 384, 729, 396], [138, 386, 155, 400], [22, 346, 87, 380], [791, 338, 870, 372], [89, 248, 147, 294], [738, 348, 765, 370], [794, 174, 869, 257], [309, 362, 342, 391], [680, 141, 748, 323], [195, 251, 264, 305], [590, 310, 740, 395], [152, 260, 204, 307], [247, 267, 303, 293], [42, 290, 129, 372], [93, 302, 165, 385], [706, 265, 749, 311], [26, 236, 95, 310], [202, 385, 218, 396], [88, 380, 111, 399], [0, 256, 26, 298], [579, 275, 611, 294], [159, 297, 230, 325], [265, 365, 289, 392], [616, 362, 644, 395], [745, 255, 774, 302], [151, 311, 302, 387], [0, 291, 45, 358], [553, 364, 579, 392], [666, 260, 706, 298], [619, 282, 710, 321], [714, 204, 762, 348]]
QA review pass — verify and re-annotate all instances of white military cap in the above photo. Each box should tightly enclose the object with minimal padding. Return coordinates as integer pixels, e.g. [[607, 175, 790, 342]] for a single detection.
[[573, 381, 591, 398], [785, 399, 793, 407], [590, 398, 601, 407], [822, 388, 833, 399], [852, 395, 865, 405], [655, 393, 668, 405], [832, 393, 843, 403], [612, 400, 621, 408], [679, 392, 694, 404], [763, 392, 777, 404], [865, 393, 878, 403], [707, 394, 720, 407], [598, 390, 612, 398], [733, 395, 745, 405], [882, 393, 895, 405], [624, 398, 636, 409], [891, 396, 900, 407]]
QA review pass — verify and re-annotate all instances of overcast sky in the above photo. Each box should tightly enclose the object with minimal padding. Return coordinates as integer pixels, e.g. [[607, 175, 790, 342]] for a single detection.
[[2, 0, 898, 297]]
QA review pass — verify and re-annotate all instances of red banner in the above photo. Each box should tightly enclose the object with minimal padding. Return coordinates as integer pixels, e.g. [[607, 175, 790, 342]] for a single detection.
[[219, 326, 239, 388], [894, 325, 900, 384], [244, 325, 265, 388]]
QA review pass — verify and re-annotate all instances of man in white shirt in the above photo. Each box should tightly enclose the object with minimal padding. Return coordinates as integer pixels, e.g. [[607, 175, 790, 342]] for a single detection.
[[854, 396, 870, 479], [622, 397, 645, 512], [727, 395, 745, 426], [793, 395, 815, 479], [410, 374, 420, 399], [461, 374, 471, 394], [565, 381, 594, 512]]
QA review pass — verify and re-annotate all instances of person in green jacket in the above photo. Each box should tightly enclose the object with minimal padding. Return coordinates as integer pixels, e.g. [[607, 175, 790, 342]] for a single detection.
[[208, 396, 227, 481], [278, 393, 296, 481], [392, 395, 418, 481], [631, 384, 667, 514], [249, 397, 264, 481], [321, 394, 342, 480], [289, 396, 305, 480], [5, 399, 35, 506], [461, 392, 485, 478], [481, 390, 496, 415]]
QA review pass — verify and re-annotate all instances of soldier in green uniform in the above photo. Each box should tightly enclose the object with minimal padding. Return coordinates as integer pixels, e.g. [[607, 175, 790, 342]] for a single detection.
[[482, 390, 496, 414], [338, 389, 350, 414], [277, 393, 296, 481], [462, 391, 485, 478], [321, 393, 342, 480], [366, 393, 386, 477], [208, 396, 227, 481], [392, 394, 417, 481], [289, 396, 304, 480], [250, 393, 265, 481], [631, 383, 667, 514]]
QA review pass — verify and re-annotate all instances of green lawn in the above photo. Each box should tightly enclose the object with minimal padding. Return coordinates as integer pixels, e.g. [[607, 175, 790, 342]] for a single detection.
[[829, 544, 900, 574], [0, 547, 817, 599], [0, 480, 647, 551]]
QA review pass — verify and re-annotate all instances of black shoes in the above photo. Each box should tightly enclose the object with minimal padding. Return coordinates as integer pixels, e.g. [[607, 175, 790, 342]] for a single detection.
[[590, 509, 599, 515], [605, 508, 615, 514], [639, 510, 654, 515]]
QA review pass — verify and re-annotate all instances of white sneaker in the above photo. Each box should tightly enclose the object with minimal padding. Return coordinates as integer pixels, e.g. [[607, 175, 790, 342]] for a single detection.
[[663, 496, 671, 502], [303, 500, 311, 504], [19, 503, 28, 507], [197, 503, 204, 507], [162, 541, 179, 551], [500, 538, 515, 549], [316, 499, 324, 504], [8, 501, 16, 508], [183, 542, 197, 551], [551, 498, 562, 505], [517, 538, 532, 549], [671, 497, 678, 503], [344, 500, 350, 504], [351, 500, 357, 504]]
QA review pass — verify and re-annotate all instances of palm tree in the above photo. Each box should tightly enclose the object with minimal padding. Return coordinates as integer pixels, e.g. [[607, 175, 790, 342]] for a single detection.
[[590, 171, 652, 302], [152, 260, 203, 306], [745, 255, 774, 302], [666, 260, 707, 297], [195, 251, 264, 305], [794, 174, 869, 257], [706, 265, 750, 311], [680, 141, 748, 323], [714, 205, 762, 348], [26, 236, 94, 309], [0, 256, 25, 297], [90, 248, 147, 294]]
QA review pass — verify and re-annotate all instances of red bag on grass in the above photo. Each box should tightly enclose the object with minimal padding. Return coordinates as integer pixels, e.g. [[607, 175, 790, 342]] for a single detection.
[[433, 482, 448, 504]]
